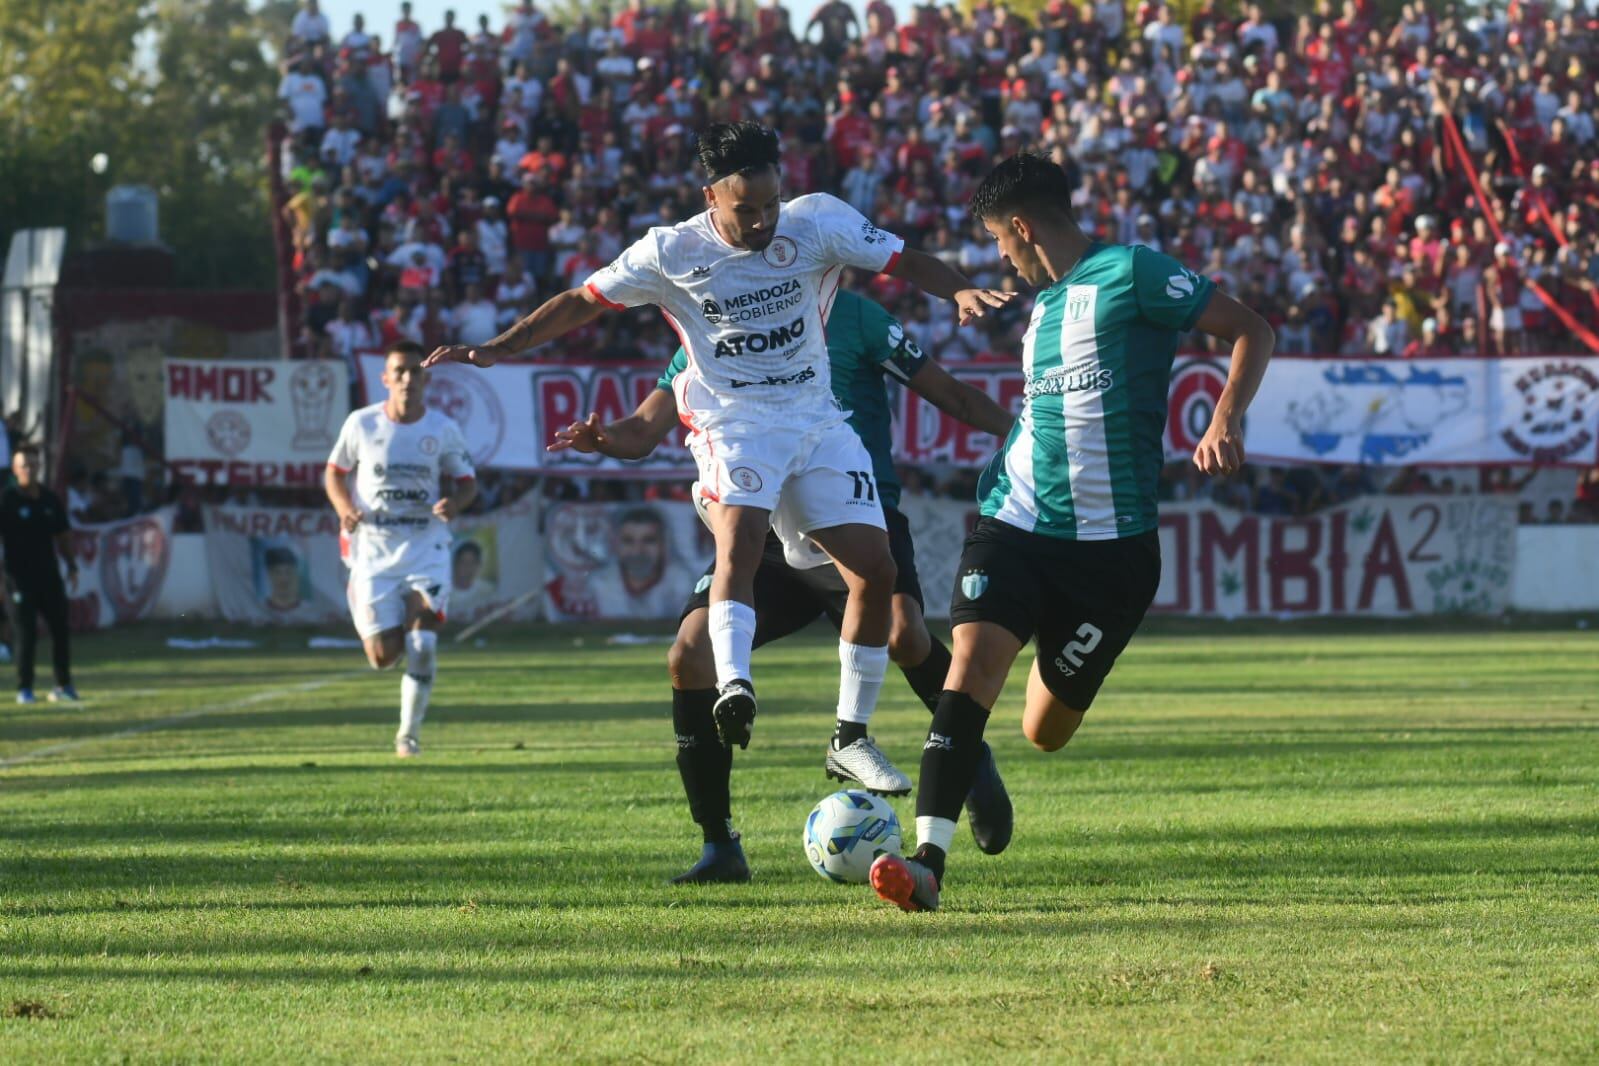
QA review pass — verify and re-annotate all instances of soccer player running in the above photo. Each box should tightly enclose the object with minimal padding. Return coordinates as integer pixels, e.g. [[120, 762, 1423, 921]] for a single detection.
[[549, 289, 1019, 882], [426, 122, 1009, 783], [325, 341, 478, 757], [869, 154, 1275, 912]]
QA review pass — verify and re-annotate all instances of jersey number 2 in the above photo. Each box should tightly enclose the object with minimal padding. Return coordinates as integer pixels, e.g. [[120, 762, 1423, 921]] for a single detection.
[[1053, 623, 1103, 677]]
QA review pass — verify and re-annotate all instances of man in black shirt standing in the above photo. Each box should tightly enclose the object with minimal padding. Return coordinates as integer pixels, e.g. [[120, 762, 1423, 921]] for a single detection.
[[0, 446, 79, 704]]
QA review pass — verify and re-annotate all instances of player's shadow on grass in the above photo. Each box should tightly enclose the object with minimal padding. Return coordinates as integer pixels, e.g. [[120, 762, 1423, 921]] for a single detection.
[[8, 812, 1595, 902]]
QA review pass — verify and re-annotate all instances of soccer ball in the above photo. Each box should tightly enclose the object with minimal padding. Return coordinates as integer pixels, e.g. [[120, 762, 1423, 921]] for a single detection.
[[802, 790, 903, 884]]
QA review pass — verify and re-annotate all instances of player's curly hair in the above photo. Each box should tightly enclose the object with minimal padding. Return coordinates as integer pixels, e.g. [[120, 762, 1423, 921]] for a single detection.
[[970, 153, 1076, 222], [697, 122, 782, 185]]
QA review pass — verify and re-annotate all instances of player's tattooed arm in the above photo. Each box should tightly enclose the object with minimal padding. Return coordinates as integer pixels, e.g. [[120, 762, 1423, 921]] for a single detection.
[[548, 389, 678, 461], [1191, 289, 1276, 477], [904, 360, 1016, 439], [433, 476, 478, 522], [424, 287, 611, 368], [886, 248, 1014, 325], [324, 463, 363, 532]]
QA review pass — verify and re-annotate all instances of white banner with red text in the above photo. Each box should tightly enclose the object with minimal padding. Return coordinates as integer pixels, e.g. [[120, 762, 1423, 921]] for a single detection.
[[165, 358, 350, 487], [357, 354, 691, 474], [66, 506, 177, 631], [361, 354, 1598, 473], [200, 494, 545, 628]]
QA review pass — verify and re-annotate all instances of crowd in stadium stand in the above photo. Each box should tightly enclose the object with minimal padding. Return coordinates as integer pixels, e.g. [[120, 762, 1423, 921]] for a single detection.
[[264, 0, 1599, 518]]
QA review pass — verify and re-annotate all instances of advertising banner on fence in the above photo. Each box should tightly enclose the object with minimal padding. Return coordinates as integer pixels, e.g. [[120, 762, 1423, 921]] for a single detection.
[[363, 354, 1597, 473], [165, 359, 350, 487], [357, 355, 690, 474], [66, 506, 176, 631], [202, 495, 545, 628]]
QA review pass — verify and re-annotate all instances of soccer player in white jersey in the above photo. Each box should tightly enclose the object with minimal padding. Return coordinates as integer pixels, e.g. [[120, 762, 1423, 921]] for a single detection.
[[426, 122, 1009, 789], [325, 341, 478, 758]]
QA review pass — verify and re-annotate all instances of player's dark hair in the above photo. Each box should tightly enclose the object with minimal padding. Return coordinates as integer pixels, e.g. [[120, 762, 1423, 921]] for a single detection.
[[453, 540, 483, 562], [970, 153, 1077, 223], [388, 340, 425, 361], [617, 507, 665, 531], [263, 547, 297, 568], [697, 122, 782, 185], [12, 444, 40, 461]]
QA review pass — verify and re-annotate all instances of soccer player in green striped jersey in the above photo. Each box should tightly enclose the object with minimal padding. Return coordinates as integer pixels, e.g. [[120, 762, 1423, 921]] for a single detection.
[[871, 153, 1276, 913]]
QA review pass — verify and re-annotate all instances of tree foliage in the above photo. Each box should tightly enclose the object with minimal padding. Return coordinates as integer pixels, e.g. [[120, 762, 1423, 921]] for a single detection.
[[0, 0, 292, 288]]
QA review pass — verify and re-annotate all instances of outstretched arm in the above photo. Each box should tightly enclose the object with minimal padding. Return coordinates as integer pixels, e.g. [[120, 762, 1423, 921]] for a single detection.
[[904, 360, 1015, 438], [424, 286, 610, 367], [888, 248, 1014, 325], [1191, 289, 1275, 477], [547, 387, 680, 461]]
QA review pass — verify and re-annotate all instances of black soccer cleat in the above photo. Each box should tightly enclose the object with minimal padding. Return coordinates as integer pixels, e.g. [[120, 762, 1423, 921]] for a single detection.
[[712, 680, 757, 750], [669, 839, 752, 885], [965, 741, 1014, 855]]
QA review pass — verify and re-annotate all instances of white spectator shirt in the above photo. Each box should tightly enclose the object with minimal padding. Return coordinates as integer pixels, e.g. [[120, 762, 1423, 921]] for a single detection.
[[328, 405, 474, 573], [320, 126, 362, 166], [326, 317, 376, 358], [583, 193, 904, 430], [278, 72, 327, 132], [292, 10, 330, 41], [454, 299, 500, 345], [494, 137, 528, 175], [476, 217, 509, 275]]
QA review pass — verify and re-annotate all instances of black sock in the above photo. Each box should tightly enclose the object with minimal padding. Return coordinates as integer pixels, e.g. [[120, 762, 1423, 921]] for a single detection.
[[899, 637, 953, 714], [917, 689, 991, 825], [834, 719, 868, 746], [912, 843, 947, 884], [673, 688, 733, 844]]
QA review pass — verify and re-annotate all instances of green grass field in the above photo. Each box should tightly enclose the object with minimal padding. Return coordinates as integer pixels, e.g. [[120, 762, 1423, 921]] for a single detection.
[[2, 621, 1597, 1063]]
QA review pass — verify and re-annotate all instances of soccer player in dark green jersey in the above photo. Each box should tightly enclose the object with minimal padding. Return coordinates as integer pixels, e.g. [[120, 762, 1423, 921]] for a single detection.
[[870, 153, 1275, 912], [549, 290, 1017, 883]]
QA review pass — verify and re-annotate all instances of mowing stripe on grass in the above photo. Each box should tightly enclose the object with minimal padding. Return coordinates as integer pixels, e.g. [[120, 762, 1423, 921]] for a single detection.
[[0, 673, 355, 770]]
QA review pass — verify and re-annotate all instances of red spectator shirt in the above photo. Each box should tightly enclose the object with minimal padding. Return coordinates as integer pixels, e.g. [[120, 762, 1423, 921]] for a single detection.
[[507, 190, 560, 252], [429, 27, 469, 78], [828, 109, 873, 169]]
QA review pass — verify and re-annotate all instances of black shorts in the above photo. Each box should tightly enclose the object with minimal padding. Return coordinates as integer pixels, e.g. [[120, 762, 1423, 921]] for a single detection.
[[949, 517, 1160, 711], [678, 505, 924, 648]]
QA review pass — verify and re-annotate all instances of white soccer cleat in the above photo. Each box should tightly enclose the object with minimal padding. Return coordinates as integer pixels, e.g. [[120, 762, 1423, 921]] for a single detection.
[[395, 735, 420, 758], [826, 736, 912, 796]]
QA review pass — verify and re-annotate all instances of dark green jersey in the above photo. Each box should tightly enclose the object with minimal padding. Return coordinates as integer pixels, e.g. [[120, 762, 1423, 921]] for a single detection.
[[660, 290, 927, 507], [978, 243, 1214, 540]]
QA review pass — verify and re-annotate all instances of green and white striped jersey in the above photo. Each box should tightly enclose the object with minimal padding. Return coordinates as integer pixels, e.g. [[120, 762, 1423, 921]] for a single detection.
[[978, 242, 1213, 541]]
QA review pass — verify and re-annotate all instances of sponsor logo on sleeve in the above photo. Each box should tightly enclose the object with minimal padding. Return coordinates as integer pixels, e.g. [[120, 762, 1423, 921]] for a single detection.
[[1165, 268, 1199, 301]]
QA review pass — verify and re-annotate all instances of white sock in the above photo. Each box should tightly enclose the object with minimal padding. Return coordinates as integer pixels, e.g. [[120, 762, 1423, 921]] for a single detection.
[[915, 816, 958, 855], [399, 629, 437, 741], [837, 640, 889, 725], [708, 599, 756, 689]]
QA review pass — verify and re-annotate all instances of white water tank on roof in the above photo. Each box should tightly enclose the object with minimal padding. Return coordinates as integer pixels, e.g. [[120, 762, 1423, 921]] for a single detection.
[[106, 184, 159, 244]]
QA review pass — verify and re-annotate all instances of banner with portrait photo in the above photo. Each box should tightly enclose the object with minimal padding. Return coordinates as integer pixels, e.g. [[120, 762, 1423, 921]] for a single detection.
[[166, 358, 350, 487], [445, 492, 544, 625], [64, 506, 177, 632], [542, 500, 711, 621], [203, 506, 349, 625]]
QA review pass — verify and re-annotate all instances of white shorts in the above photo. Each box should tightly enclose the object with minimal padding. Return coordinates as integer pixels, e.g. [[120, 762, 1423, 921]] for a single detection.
[[346, 545, 451, 639], [689, 419, 886, 551]]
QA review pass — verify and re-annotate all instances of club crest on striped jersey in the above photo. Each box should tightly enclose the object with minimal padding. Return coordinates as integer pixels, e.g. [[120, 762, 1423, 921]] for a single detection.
[[1068, 293, 1091, 321], [960, 569, 988, 600]]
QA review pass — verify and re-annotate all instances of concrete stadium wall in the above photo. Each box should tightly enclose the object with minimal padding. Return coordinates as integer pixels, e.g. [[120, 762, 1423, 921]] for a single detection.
[[1511, 526, 1599, 611]]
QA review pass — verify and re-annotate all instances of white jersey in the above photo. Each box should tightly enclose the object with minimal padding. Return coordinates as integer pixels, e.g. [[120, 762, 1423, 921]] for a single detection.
[[583, 193, 904, 431], [328, 404, 475, 573]]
